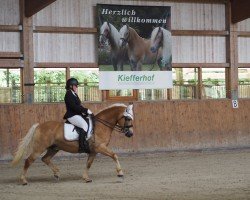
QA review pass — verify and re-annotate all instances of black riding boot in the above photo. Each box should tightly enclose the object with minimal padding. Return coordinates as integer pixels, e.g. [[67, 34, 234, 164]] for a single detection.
[[78, 129, 90, 153], [78, 129, 85, 153]]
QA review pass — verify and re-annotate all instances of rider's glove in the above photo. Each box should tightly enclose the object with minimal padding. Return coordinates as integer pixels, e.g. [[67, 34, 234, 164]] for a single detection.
[[87, 109, 93, 115]]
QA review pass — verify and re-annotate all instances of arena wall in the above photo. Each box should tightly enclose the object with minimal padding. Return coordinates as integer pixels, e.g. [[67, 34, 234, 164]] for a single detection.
[[0, 99, 249, 160]]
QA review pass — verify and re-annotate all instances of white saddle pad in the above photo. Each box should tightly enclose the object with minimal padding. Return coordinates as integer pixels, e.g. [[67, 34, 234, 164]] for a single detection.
[[64, 123, 79, 141], [64, 117, 93, 141]]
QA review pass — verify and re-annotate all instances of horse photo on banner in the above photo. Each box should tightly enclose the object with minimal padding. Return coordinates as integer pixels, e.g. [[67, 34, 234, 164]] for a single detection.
[[97, 4, 172, 90]]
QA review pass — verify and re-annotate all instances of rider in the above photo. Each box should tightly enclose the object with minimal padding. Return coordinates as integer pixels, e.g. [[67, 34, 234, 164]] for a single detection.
[[63, 78, 93, 152]]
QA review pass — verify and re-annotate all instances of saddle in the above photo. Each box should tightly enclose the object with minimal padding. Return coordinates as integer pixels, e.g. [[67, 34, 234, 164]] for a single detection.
[[64, 115, 94, 153]]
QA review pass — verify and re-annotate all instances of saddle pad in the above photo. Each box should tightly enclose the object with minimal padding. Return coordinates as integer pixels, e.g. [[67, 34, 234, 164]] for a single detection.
[[64, 123, 79, 141]]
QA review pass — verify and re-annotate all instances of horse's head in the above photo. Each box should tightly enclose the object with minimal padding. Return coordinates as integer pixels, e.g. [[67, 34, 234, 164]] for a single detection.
[[99, 22, 111, 46], [119, 24, 130, 47], [96, 104, 134, 138], [150, 27, 163, 53], [117, 104, 134, 137]]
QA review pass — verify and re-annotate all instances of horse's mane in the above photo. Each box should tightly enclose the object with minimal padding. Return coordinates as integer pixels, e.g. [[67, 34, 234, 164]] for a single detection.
[[150, 27, 159, 43], [101, 22, 120, 48], [96, 103, 127, 115], [128, 26, 143, 40]]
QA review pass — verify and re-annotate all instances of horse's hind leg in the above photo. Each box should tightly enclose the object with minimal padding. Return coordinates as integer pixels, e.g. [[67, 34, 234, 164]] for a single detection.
[[41, 147, 59, 179], [82, 152, 96, 183], [97, 144, 124, 177], [21, 152, 42, 185]]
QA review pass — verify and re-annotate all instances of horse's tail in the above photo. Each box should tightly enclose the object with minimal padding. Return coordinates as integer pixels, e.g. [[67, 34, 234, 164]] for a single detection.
[[11, 123, 39, 166]]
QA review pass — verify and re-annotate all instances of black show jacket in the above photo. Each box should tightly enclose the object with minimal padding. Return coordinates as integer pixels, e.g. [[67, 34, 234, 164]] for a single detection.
[[63, 90, 88, 119]]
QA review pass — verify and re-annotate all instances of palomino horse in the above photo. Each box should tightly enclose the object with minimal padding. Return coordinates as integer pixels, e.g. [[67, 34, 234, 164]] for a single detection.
[[99, 22, 128, 71], [150, 27, 172, 71], [11, 104, 134, 185], [119, 24, 163, 71]]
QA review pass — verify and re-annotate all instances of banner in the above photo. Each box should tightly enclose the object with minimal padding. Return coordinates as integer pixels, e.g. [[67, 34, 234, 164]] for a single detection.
[[97, 4, 172, 90]]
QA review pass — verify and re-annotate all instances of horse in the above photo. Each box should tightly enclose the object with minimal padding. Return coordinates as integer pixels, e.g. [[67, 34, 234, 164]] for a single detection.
[[119, 24, 163, 71], [99, 22, 128, 71], [150, 27, 172, 71], [11, 104, 134, 185]]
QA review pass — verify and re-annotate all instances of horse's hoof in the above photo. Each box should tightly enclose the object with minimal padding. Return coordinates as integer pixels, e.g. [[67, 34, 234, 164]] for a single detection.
[[84, 178, 92, 183], [117, 174, 124, 178], [22, 182, 28, 186], [54, 175, 59, 180]]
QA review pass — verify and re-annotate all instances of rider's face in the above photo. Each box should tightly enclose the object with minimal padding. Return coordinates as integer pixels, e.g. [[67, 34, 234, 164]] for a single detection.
[[72, 85, 78, 93]]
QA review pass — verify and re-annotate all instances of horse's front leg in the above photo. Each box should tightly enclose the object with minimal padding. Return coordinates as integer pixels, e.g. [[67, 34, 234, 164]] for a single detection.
[[83, 152, 96, 183], [130, 59, 137, 71], [97, 144, 124, 177], [112, 57, 118, 71], [136, 62, 142, 71]]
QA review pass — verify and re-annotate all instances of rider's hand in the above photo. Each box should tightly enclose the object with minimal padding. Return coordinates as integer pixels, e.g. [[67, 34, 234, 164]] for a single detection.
[[87, 109, 93, 115]]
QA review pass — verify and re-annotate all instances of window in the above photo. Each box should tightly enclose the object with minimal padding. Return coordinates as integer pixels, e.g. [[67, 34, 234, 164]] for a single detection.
[[34, 68, 66, 102], [70, 68, 101, 102], [238, 68, 250, 98], [172, 68, 198, 99], [202, 68, 226, 99], [0, 68, 21, 103], [139, 89, 168, 100]]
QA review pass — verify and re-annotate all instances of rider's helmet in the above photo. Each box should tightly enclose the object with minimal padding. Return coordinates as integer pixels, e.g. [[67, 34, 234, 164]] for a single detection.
[[65, 78, 79, 90]]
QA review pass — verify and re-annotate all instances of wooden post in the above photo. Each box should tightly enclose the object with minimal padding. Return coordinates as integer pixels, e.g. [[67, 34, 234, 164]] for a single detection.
[[167, 89, 172, 100], [198, 67, 202, 99], [20, 0, 34, 103], [66, 67, 70, 81], [225, 1, 238, 99]]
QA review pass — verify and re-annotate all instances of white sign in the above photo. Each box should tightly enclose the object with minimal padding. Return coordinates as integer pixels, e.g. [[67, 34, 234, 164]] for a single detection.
[[99, 71, 172, 90], [232, 100, 238, 108]]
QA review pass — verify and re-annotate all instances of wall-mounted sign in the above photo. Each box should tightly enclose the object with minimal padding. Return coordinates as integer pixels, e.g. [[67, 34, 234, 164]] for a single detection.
[[97, 4, 172, 90]]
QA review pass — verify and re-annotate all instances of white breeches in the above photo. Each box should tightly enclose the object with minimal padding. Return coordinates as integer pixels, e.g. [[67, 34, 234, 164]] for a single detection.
[[67, 115, 88, 132]]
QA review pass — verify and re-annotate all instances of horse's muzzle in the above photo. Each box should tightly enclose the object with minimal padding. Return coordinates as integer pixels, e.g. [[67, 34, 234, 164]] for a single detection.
[[150, 46, 157, 53], [125, 130, 133, 138]]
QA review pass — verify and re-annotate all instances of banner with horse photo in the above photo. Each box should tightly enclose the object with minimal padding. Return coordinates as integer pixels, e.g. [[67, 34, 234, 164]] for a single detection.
[[97, 4, 172, 90]]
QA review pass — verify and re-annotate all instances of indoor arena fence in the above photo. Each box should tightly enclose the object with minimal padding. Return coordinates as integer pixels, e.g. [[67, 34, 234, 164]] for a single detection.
[[0, 83, 249, 103]]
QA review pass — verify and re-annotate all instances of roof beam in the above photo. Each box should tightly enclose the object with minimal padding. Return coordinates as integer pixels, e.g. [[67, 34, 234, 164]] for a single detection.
[[25, 0, 57, 17], [231, 0, 250, 23]]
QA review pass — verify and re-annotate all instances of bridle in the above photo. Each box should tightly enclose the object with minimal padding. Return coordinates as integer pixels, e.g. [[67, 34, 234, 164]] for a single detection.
[[120, 27, 130, 46], [95, 115, 133, 135], [100, 25, 111, 45]]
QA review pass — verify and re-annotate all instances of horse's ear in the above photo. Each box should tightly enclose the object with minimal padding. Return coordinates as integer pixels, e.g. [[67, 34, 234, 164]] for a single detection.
[[107, 21, 111, 28]]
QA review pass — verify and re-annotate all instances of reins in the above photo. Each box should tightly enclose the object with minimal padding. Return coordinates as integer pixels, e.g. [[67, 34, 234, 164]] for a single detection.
[[95, 116, 132, 133]]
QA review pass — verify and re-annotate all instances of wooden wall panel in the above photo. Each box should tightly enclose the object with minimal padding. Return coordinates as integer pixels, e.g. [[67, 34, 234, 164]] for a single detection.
[[0, 0, 20, 25], [238, 38, 250, 63], [33, 0, 225, 30], [1, 100, 250, 160], [34, 33, 96, 62], [237, 18, 250, 31], [32, 0, 226, 63], [170, 3, 225, 30], [173, 36, 226, 63], [0, 32, 20, 52]]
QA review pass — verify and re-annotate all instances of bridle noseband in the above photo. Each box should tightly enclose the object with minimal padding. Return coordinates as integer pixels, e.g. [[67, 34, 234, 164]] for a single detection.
[[120, 28, 130, 46]]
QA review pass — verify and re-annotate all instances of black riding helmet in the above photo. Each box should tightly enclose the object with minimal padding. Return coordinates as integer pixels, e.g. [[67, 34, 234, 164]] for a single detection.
[[65, 78, 79, 90]]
